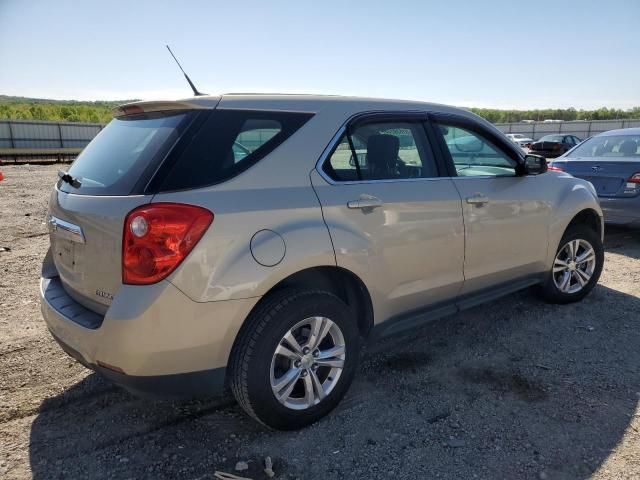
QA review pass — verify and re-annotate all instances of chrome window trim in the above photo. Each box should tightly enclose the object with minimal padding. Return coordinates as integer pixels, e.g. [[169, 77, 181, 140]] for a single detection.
[[314, 113, 454, 186], [313, 113, 519, 186]]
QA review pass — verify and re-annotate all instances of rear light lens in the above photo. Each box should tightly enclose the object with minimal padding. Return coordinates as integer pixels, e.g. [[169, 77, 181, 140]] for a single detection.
[[122, 203, 213, 285], [548, 165, 565, 172], [627, 173, 640, 184]]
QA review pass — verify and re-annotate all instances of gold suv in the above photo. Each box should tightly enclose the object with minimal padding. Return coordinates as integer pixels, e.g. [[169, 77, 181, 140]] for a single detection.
[[41, 94, 604, 429]]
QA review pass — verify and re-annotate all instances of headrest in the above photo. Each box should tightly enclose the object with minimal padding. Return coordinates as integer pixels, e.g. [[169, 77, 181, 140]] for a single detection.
[[367, 134, 400, 167], [619, 140, 638, 156]]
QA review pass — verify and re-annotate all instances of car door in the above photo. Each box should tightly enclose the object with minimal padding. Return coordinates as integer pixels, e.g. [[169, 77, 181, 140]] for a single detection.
[[311, 113, 465, 324], [429, 114, 551, 296]]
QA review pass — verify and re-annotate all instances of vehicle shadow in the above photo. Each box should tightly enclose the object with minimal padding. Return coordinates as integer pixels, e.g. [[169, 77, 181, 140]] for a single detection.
[[29, 283, 640, 479], [604, 225, 640, 259]]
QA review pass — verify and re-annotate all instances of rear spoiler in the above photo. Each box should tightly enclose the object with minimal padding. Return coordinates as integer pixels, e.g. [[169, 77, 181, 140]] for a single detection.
[[113, 96, 220, 118]]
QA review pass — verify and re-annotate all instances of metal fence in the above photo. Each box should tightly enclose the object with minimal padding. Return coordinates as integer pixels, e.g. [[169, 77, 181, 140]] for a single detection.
[[0, 119, 104, 150], [2, 117, 640, 163], [494, 119, 640, 141]]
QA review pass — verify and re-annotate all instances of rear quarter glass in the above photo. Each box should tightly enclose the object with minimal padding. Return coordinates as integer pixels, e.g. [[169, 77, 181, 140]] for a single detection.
[[156, 109, 314, 192], [59, 111, 197, 196]]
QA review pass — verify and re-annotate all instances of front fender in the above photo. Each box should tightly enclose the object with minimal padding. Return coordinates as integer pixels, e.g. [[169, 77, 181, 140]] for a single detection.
[[546, 175, 603, 269]]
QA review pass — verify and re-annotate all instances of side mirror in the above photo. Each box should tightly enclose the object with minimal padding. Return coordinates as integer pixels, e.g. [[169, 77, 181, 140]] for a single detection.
[[524, 154, 548, 175]]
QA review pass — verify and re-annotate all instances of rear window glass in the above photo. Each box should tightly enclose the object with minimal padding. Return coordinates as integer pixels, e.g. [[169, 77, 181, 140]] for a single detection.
[[59, 111, 194, 195], [539, 135, 564, 142], [158, 110, 313, 191], [566, 134, 640, 158]]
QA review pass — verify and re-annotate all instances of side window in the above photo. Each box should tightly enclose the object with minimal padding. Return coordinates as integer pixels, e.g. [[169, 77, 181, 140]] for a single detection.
[[435, 123, 518, 177], [159, 110, 312, 191], [324, 121, 438, 182], [233, 119, 281, 163]]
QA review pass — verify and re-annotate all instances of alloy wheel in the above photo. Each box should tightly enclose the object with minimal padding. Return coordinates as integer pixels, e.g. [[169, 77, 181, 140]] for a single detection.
[[553, 238, 597, 294], [270, 317, 346, 410]]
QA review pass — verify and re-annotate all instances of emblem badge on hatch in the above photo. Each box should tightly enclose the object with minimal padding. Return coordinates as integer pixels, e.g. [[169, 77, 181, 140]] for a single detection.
[[591, 166, 602, 172], [95, 290, 114, 301]]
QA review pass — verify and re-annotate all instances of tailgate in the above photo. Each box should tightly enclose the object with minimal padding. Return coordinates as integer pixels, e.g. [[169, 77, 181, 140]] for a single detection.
[[48, 191, 151, 314]]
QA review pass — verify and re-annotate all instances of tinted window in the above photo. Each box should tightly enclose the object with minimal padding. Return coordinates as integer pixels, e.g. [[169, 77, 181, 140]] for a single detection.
[[566, 134, 640, 158], [160, 110, 312, 191], [59, 111, 194, 195], [436, 124, 518, 177], [324, 121, 437, 181]]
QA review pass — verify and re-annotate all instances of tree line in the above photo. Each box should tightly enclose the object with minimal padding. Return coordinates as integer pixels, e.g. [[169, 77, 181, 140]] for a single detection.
[[0, 96, 131, 124], [1, 96, 639, 124], [469, 107, 640, 123]]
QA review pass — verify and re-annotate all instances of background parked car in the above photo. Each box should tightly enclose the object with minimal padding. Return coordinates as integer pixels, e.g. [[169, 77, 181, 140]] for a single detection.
[[505, 133, 534, 148], [549, 128, 640, 226], [530, 134, 582, 158]]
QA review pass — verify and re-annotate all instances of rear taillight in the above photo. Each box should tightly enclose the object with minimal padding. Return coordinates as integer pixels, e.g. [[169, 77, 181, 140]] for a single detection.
[[627, 173, 640, 184], [548, 165, 564, 172], [122, 203, 213, 285]]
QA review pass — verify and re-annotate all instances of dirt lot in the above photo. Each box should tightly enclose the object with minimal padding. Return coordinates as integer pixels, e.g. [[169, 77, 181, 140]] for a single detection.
[[1, 164, 639, 480]]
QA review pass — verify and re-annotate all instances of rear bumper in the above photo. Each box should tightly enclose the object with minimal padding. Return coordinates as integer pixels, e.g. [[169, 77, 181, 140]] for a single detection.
[[40, 276, 259, 399], [599, 196, 640, 226]]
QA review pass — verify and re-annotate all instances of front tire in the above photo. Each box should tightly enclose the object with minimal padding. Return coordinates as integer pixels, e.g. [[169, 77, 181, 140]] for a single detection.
[[539, 224, 604, 304], [229, 289, 360, 430]]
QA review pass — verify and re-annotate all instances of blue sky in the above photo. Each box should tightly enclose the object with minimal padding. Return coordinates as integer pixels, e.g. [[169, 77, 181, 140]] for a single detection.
[[1, 0, 638, 109]]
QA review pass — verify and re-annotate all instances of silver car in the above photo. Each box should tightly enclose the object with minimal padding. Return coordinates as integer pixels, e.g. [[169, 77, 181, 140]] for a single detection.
[[40, 94, 604, 429], [550, 128, 640, 226]]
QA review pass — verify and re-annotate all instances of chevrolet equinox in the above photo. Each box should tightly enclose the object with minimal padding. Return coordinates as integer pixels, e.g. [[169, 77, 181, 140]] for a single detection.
[[41, 94, 604, 429]]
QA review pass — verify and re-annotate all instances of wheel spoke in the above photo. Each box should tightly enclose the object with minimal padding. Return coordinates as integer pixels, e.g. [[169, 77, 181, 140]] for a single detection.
[[275, 344, 300, 361], [306, 317, 332, 350], [303, 373, 315, 407], [575, 268, 590, 286], [553, 258, 569, 273], [317, 345, 345, 360], [566, 241, 576, 260], [576, 247, 595, 265], [315, 357, 345, 369], [310, 370, 326, 401], [559, 271, 571, 292], [273, 368, 302, 400], [283, 330, 303, 355]]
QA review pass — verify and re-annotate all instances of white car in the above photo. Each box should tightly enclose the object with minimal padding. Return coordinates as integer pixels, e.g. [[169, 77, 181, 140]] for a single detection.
[[506, 133, 534, 148]]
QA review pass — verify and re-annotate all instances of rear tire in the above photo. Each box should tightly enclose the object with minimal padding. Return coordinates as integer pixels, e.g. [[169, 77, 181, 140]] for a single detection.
[[229, 288, 359, 430], [539, 224, 604, 304]]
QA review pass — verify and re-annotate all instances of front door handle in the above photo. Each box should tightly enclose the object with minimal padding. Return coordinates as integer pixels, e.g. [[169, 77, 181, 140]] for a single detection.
[[347, 195, 384, 210], [466, 194, 490, 205]]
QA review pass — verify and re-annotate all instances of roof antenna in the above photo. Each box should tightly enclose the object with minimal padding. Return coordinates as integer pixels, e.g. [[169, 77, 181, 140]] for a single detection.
[[165, 45, 206, 96]]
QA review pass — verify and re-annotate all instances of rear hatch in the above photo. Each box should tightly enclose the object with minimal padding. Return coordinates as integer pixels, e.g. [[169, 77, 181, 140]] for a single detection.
[[49, 107, 201, 314], [551, 158, 640, 198]]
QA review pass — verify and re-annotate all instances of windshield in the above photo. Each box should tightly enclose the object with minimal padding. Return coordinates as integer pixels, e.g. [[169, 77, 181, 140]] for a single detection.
[[59, 111, 195, 195], [539, 135, 564, 142], [566, 134, 640, 158]]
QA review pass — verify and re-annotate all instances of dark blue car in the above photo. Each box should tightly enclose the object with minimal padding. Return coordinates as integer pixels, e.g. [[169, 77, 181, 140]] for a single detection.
[[550, 128, 640, 227]]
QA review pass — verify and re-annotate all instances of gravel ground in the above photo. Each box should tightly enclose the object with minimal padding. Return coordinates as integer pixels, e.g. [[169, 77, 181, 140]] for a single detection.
[[1, 164, 639, 480]]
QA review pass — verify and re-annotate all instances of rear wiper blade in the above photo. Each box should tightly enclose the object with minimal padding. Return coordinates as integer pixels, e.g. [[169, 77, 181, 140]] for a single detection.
[[58, 170, 82, 188]]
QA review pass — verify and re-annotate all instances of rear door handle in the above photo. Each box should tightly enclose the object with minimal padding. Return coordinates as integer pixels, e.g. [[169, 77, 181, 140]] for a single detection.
[[466, 194, 490, 205], [347, 195, 384, 210]]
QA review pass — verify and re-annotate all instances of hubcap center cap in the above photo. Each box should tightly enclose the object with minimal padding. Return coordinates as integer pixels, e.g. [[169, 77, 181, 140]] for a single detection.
[[568, 260, 577, 271], [300, 354, 314, 369]]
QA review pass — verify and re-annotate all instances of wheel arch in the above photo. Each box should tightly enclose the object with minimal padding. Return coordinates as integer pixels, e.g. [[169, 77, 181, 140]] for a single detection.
[[566, 208, 603, 240], [226, 266, 374, 368]]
